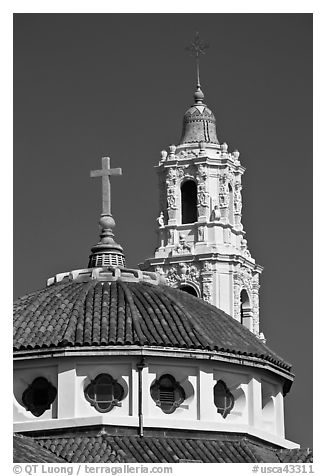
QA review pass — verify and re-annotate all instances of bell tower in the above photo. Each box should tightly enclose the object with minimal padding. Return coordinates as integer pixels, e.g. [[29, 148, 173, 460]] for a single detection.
[[140, 35, 264, 337]]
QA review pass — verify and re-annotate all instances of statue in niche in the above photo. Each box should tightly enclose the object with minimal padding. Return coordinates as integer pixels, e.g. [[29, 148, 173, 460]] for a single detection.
[[234, 184, 242, 214], [219, 177, 228, 194], [157, 212, 165, 227], [210, 205, 221, 221], [219, 177, 229, 208], [198, 183, 209, 207], [198, 226, 204, 241], [234, 200, 242, 214], [174, 234, 192, 254], [167, 188, 176, 208]]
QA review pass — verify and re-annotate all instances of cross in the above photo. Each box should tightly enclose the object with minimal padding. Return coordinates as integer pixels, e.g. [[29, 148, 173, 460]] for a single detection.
[[90, 157, 122, 215], [185, 32, 209, 89]]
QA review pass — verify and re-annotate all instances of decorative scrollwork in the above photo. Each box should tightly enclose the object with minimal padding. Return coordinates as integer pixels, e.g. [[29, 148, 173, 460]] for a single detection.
[[167, 187, 176, 209], [165, 263, 199, 286]]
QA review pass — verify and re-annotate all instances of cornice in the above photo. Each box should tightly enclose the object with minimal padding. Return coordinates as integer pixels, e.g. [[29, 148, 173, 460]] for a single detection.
[[13, 345, 294, 392]]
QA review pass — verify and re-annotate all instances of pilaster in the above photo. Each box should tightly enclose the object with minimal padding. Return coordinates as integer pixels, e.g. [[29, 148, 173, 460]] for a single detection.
[[57, 360, 76, 419]]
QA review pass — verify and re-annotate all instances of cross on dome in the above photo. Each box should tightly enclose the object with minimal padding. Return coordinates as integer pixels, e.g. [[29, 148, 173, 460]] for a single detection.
[[90, 156, 122, 216], [88, 156, 125, 269]]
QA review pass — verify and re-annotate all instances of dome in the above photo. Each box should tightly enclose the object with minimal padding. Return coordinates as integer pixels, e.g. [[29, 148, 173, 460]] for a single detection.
[[13, 267, 290, 375], [179, 87, 219, 145]]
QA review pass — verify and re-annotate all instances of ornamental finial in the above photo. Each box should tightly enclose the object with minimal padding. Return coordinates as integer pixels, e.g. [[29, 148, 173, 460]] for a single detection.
[[186, 32, 209, 101]]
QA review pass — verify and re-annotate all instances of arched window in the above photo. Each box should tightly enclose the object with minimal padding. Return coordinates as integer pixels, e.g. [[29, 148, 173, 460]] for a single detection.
[[84, 374, 124, 413], [240, 289, 253, 331], [22, 377, 57, 417], [228, 183, 234, 225], [179, 284, 198, 297], [150, 374, 185, 414], [181, 180, 197, 224], [213, 380, 234, 418]]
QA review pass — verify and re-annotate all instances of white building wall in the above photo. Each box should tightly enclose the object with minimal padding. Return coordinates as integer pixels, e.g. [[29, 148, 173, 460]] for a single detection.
[[13, 355, 294, 448], [139, 146, 263, 336]]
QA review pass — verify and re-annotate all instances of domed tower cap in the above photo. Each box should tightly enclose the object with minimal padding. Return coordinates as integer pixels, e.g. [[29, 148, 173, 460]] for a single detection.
[[179, 86, 219, 145]]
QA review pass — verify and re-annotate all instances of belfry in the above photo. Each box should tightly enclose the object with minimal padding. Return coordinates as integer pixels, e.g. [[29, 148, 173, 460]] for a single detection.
[[140, 34, 263, 338]]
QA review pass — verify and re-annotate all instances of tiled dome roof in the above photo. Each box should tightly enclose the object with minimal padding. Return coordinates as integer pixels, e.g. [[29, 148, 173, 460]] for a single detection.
[[13, 278, 291, 372]]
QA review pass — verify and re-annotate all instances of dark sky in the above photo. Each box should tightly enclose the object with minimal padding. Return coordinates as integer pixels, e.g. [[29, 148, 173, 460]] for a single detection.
[[13, 14, 312, 448]]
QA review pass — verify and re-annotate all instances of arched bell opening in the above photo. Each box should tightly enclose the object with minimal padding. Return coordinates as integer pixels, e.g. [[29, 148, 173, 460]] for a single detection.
[[228, 183, 234, 225], [240, 289, 253, 331], [179, 283, 199, 297], [181, 180, 198, 224]]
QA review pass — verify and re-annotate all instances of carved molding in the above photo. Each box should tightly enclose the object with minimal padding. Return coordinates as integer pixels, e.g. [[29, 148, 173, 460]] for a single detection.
[[165, 263, 200, 287], [202, 277, 213, 303], [202, 261, 212, 272], [167, 186, 177, 210], [219, 176, 229, 208], [197, 183, 209, 208], [234, 265, 253, 291], [166, 167, 177, 184], [197, 164, 208, 180], [234, 183, 242, 214]]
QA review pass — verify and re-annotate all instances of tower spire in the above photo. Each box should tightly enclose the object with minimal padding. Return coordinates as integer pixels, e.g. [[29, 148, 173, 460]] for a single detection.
[[186, 32, 209, 103], [88, 156, 126, 268]]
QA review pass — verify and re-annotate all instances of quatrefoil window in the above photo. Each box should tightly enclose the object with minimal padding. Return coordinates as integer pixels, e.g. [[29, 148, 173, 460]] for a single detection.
[[150, 374, 185, 414], [84, 374, 124, 413], [22, 377, 57, 417], [213, 380, 234, 418]]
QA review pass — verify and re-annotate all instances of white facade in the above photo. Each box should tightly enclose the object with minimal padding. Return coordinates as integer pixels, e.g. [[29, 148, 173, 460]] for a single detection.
[[13, 352, 297, 449], [140, 141, 263, 337]]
